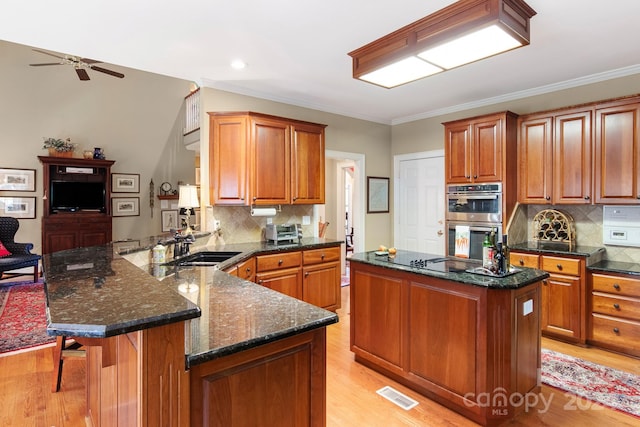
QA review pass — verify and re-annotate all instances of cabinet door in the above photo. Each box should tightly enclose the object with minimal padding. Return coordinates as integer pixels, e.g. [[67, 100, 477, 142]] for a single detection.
[[594, 103, 640, 204], [303, 262, 340, 311], [407, 280, 477, 398], [473, 117, 502, 183], [44, 230, 78, 254], [210, 116, 249, 205], [251, 117, 290, 205], [542, 273, 581, 339], [291, 123, 325, 204], [255, 267, 301, 299], [351, 268, 403, 370], [444, 122, 471, 184], [553, 110, 592, 204], [518, 116, 553, 203]]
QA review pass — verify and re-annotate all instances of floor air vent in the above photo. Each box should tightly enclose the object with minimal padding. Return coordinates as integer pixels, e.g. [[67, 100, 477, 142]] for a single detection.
[[376, 386, 419, 410]]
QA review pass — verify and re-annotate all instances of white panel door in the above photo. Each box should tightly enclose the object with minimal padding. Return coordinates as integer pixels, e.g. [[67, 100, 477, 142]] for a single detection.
[[395, 154, 445, 254]]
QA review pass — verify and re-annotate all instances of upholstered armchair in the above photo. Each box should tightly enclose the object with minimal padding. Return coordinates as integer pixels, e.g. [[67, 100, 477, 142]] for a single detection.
[[0, 216, 41, 282]]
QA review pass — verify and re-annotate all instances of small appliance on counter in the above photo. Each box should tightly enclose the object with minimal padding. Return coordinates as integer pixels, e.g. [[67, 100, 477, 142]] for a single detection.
[[265, 223, 302, 245]]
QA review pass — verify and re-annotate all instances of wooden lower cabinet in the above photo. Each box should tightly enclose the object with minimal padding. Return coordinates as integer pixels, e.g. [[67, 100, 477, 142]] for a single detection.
[[512, 251, 585, 343], [189, 328, 326, 427], [43, 214, 112, 254], [303, 246, 341, 311], [588, 272, 640, 357], [350, 261, 541, 426], [255, 251, 302, 299], [85, 321, 190, 427]]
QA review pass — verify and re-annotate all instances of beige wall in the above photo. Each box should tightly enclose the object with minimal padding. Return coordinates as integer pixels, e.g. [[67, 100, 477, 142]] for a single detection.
[[0, 40, 195, 253]]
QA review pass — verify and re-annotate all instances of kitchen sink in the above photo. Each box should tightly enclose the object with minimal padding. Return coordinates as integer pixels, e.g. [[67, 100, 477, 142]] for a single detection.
[[164, 251, 241, 267]]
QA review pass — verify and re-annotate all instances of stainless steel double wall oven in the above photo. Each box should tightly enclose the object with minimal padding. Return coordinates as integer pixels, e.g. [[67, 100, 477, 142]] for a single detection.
[[446, 183, 503, 260]]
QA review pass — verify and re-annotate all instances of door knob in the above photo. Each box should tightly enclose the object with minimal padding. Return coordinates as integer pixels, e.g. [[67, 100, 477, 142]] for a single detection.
[[437, 230, 443, 236]]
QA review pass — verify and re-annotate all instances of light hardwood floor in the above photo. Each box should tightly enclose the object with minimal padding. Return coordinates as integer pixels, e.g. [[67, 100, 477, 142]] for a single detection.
[[1, 285, 639, 426]]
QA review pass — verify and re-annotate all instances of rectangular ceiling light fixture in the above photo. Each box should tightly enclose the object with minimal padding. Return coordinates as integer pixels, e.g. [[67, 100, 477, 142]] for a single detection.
[[348, 0, 536, 88]]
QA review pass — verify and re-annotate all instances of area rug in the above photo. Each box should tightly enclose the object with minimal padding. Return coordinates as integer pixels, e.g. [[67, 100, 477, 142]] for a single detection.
[[541, 348, 640, 418], [0, 279, 55, 355]]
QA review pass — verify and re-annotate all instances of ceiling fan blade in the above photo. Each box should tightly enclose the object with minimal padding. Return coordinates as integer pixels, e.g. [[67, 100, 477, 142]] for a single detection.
[[91, 66, 125, 79], [80, 58, 102, 65], [32, 48, 65, 60], [29, 62, 63, 66], [75, 68, 90, 81]]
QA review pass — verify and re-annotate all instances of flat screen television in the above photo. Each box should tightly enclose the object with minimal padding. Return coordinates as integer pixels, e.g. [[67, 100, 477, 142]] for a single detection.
[[50, 181, 106, 213]]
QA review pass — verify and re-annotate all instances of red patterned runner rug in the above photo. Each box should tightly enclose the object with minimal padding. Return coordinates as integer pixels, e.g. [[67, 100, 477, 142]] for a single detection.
[[541, 348, 640, 418], [0, 279, 55, 356]]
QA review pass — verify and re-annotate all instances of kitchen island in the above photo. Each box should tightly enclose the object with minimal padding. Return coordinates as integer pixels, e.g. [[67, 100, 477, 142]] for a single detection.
[[43, 237, 340, 427], [349, 250, 549, 426]]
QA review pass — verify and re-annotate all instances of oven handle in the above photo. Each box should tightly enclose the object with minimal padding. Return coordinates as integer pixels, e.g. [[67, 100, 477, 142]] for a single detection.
[[448, 194, 499, 200], [448, 225, 496, 232]]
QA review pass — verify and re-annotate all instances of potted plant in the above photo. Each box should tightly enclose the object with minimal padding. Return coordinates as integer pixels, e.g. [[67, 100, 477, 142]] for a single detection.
[[43, 137, 76, 157]]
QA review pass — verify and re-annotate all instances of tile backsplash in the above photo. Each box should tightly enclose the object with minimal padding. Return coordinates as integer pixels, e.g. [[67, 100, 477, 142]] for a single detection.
[[508, 204, 640, 264], [205, 205, 315, 244]]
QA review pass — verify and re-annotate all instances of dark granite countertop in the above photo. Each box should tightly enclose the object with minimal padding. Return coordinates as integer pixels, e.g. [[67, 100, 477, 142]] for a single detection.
[[588, 260, 640, 276], [509, 241, 606, 258], [43, 237, 341, 366], [349, 250, 549, 289]]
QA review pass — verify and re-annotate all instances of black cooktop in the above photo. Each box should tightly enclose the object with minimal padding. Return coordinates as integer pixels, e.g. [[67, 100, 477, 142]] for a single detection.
[[374, 251, 478, 273]]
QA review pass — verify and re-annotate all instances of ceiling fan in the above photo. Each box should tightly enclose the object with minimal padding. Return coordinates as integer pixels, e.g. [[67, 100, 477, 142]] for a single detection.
[[29, 48, 125, 81]]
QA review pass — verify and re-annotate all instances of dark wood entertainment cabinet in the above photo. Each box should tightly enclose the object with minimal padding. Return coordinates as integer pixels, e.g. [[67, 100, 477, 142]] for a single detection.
[[38, 156, 115, 254]]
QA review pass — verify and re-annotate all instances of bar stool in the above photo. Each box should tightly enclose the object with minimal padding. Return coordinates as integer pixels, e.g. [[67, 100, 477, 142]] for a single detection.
[[51, 336, 85, 392]]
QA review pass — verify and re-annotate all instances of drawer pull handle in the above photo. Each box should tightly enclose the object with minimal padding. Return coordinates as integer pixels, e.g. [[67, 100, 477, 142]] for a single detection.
[[519, 259, 524, 266], [278, 259, 283, 265], [613, 303, 620, 310], [556, 264, 563, 270], [543, 279, 548, 285], [258, 279, 264, 284], [321, 253, 325, 259], [613, 327, 620, 334], [305, 272, 310, 278], [245, 267, 251, 273], [613, 283, 621, 290]]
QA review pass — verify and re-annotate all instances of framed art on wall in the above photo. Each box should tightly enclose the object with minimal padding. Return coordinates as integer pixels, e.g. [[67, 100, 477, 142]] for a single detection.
[[367, 176, 389, 213], [112, 173, 140, 193], [0, 196, 36, 218], [112, 197, 140, 217], [161, 209, 179, 232], [0, 168, 36, 191]]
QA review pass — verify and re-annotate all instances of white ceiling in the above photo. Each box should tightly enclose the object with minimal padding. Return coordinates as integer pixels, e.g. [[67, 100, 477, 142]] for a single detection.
[[2, 0, 640, 125]]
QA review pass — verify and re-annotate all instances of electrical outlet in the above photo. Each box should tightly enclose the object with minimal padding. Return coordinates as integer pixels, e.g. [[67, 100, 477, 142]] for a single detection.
[[302, 216, 311, 225], [214, 220, 221, 230]]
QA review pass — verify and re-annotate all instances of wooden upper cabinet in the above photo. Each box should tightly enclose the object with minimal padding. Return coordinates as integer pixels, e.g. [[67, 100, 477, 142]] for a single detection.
[[291, 122, 325, 204], [518, 116, 552, 203], [444, 112, 515, 184], [251, 117, 290, 205], [594, 102, 640, 204], [518, 109, 592, 204], [210, 115, 249, 205], [209, 112, 327, 206]]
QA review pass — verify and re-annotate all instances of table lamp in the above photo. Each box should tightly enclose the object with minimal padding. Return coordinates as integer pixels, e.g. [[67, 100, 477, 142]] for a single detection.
[[178, 184, 199, 235]]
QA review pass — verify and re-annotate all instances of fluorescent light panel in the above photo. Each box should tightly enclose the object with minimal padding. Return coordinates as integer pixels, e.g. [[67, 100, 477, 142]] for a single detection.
[[349, 0, 536, 89], [418, 25, 523, 70]]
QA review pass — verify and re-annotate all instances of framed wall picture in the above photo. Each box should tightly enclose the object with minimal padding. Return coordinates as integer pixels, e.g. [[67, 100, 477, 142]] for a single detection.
[[112, 197, 140, 217], [112, 173, 140, 193], [367, 176, 389, 213], [0, 196, 36, 218], [161, 209, 179, 232], [0, 168, 36, 191]]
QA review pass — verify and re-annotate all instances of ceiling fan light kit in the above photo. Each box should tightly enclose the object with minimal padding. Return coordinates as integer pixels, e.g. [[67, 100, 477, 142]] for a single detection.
[[29, 48, 125, 81], [348, 0, 536, 88]]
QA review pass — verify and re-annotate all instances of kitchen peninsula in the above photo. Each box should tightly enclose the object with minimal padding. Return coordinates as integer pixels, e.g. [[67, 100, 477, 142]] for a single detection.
[[349, 250, 549, 426], [43, 237, 340, 427]]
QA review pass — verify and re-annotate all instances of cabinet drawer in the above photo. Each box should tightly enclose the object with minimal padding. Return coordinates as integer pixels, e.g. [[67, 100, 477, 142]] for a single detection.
[[303, 246, 341, 265], [511, 252, 539, 268], [591, 313, 640, 353], [591, 273, 640, 297], [592, 293, 640, 320], [236, 257, 256, 281], [541, 256, 580, 276], [256, 251, 301, 272]]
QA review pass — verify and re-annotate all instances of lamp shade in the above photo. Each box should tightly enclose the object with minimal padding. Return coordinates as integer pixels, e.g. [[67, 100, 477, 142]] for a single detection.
[[178, 185, 199, 209]]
